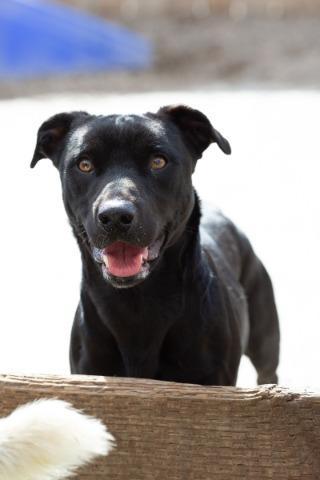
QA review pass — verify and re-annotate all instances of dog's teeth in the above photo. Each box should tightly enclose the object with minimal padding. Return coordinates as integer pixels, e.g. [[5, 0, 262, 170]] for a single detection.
[[93, 247, 103, 263], [102, 255, 109, 268]]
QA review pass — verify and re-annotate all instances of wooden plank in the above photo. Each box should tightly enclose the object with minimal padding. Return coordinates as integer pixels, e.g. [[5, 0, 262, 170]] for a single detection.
[[0, 374, 319, 479]]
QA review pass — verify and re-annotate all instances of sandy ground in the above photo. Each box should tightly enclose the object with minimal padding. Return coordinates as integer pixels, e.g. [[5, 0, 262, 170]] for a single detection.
[[1, 13, 320, 97], [0, 89, 319, 390]]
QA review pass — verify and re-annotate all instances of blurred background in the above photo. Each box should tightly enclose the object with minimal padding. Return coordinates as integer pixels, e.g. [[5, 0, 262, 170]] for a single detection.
[[0, 0, 319, 389], [1, 0, 320, 95]]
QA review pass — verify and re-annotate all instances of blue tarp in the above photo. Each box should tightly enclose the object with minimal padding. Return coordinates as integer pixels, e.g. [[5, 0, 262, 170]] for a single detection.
[[0, 0, 152, 78]]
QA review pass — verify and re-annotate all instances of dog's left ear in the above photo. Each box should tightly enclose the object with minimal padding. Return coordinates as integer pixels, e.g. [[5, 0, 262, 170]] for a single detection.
[[30, 111, 88, 168], [158, 104, 231, 159]]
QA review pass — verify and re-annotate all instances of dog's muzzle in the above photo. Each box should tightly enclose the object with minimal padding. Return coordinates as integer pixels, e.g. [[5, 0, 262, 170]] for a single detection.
[[92, 234, 165, 287]]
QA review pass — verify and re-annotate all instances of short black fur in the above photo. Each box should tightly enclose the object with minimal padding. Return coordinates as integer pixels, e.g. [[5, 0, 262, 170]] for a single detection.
[[31, 104, 280, 385]]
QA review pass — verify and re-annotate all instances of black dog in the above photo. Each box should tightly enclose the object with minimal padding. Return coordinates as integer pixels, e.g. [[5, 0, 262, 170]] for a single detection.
[[31, 104, 280, 385]]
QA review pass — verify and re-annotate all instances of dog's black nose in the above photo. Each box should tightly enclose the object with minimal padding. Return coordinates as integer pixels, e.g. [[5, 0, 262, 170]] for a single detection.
[[98, 201, 136, 231]]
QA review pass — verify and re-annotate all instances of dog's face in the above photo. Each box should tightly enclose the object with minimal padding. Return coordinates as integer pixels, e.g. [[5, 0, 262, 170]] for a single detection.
[[31, 105, 230, 288]]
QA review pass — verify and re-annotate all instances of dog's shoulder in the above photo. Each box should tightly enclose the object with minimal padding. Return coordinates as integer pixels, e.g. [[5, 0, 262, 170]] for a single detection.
[[200, 205, 243, 275]]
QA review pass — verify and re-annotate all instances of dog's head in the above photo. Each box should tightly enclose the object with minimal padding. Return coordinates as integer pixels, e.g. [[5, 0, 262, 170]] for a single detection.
[[31, 105, 230, 288]]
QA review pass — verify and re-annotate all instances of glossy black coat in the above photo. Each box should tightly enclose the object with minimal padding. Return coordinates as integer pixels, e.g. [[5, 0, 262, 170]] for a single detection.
[[31, 105, 280, 385]]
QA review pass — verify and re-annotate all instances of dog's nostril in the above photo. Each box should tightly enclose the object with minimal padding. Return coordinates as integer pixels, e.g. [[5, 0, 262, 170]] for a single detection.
[[98, 212, 112, 225], [119, 214, 133, 226]]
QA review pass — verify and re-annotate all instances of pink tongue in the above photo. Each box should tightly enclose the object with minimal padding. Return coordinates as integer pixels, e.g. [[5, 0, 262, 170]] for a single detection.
[[103, 242, 148, 277]]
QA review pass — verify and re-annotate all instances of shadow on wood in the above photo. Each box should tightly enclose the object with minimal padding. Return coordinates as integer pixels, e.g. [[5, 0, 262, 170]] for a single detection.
[[0, 374, 319, 479]]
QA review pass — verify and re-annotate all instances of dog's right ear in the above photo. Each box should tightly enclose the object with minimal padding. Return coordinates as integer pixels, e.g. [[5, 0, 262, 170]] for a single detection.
[[30, 111, 88, 168]]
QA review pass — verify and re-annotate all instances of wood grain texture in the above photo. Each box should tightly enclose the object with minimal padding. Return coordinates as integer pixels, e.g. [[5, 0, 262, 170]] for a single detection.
[[0, 374, 319, 479]]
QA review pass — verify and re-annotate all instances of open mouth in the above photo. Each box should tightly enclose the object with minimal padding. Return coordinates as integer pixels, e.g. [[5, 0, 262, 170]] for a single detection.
[[103, 242, 148, 278], [92, 235, 165, 286]]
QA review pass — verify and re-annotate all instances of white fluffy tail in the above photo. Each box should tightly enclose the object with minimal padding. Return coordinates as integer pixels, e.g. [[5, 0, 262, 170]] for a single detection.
[[0, 399, 114, 480]]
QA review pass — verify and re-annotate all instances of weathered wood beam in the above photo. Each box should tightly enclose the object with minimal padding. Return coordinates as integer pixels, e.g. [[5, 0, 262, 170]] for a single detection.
[[0, 375, 319, 479]]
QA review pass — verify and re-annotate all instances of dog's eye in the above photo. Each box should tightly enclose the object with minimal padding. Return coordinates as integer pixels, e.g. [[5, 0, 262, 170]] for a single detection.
[[150, 156, 167, 171], [78, 158, 94, 173]]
